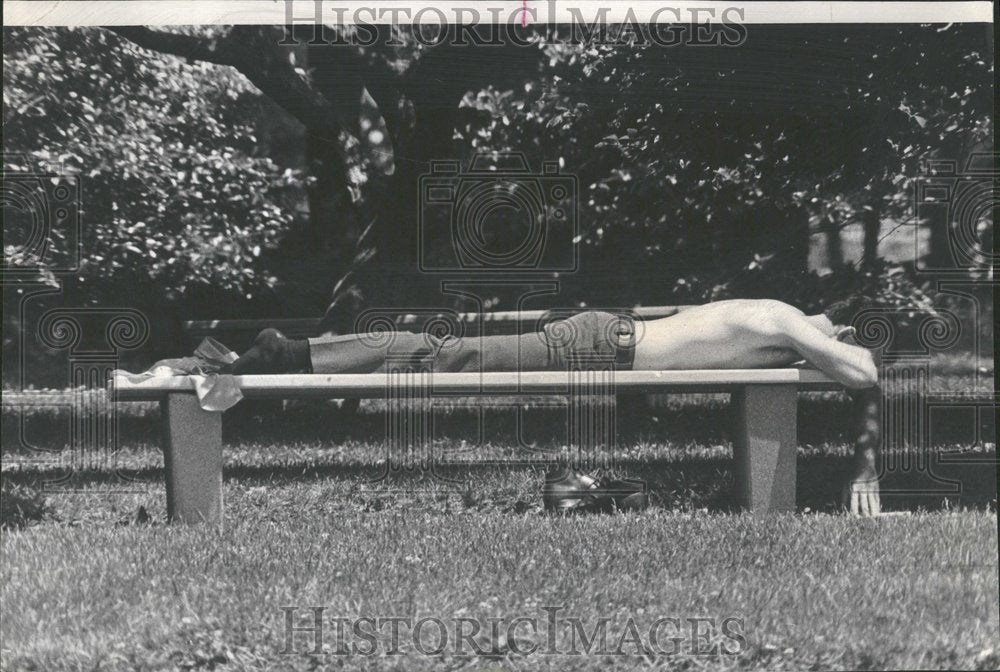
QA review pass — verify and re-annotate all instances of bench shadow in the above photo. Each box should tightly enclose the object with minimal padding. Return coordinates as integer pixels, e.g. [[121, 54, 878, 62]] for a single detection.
[[8, 451, 994, 514], [4, 394, 994, 514], [4, 393, 990, 451]]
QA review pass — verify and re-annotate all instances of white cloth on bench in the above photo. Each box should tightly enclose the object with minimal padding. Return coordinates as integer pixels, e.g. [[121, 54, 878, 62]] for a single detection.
[[112, 337, 243, 411]]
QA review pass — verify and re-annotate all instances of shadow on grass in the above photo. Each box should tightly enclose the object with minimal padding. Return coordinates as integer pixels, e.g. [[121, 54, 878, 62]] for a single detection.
[[4, 392, 995, 515], [3, 391, 992, 450], [5, 450, 995, 515]]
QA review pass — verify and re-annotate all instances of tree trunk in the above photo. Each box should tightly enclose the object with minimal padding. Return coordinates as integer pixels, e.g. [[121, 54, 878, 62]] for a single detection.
[[822, 214, 844, 269], [862, 205, 882, 271], [925, 205, 953, 269], [783, 207, 812, 275], [304, 128, 350, 251]]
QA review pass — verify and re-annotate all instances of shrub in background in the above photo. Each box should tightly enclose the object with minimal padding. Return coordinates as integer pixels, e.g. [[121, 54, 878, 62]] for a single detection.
[[1, 480, 53, 530]]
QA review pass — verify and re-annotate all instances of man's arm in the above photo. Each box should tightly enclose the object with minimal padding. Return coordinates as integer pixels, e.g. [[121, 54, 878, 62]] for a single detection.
[[770, 309, 882, 515], [772, 312, 878, 389]]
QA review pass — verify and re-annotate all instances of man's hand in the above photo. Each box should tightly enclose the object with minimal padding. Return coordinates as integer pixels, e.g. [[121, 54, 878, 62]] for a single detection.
[[843, 385, 883, 516], [842, 465, 881, 516]]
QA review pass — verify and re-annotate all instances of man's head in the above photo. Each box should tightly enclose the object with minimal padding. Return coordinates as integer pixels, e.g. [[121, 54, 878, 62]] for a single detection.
[[823, 294, 873, 330]]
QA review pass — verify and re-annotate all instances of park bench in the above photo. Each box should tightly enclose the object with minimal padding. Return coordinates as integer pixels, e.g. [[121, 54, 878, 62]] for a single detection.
[[112, 367, 840, 525]]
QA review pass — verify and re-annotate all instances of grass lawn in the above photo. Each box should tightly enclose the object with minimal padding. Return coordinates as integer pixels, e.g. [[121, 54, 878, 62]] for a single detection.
[[3, 506, 998, 671], [2, 361, 997, 671]]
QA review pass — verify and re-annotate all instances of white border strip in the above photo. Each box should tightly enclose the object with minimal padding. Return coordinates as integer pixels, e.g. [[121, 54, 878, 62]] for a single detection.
[[4, 1, 994, 27]]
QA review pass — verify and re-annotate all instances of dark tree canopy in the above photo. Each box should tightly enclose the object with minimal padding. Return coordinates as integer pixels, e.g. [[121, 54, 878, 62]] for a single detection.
[[3, 23, 992, 356]]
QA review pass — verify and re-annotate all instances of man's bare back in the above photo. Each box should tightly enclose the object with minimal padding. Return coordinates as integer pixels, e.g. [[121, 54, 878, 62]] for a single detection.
[[634, 299, 878, 389]]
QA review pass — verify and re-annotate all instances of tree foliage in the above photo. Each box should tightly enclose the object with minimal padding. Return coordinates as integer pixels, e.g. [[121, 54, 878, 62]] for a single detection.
[[4, 27, 308, 301], [3, 23, 992, 333], [456, 26, 991, 310]]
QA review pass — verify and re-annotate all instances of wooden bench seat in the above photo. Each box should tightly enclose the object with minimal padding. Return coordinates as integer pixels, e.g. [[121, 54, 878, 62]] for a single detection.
[[112, 369, 841, 525]]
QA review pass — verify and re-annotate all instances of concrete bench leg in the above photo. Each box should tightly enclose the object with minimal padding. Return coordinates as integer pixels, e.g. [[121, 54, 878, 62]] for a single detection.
[[162, 393, 223, 525], [732, 385, 797, 512]]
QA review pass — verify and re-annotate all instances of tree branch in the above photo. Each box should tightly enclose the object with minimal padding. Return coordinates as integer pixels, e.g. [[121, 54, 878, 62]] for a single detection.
[[105, 26, 239, 66], [106, 26, 342, 135]]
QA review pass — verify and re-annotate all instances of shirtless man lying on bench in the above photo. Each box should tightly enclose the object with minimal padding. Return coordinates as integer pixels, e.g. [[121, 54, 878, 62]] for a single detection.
[[225, 298, 883, 516]]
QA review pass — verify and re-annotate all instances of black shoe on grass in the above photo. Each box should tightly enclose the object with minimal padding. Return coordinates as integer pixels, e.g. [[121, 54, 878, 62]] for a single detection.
[[542, 467, 649, 513]]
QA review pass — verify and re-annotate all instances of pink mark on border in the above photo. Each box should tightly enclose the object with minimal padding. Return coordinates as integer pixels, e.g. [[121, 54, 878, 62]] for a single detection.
[[521, 0, 529, 27]]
